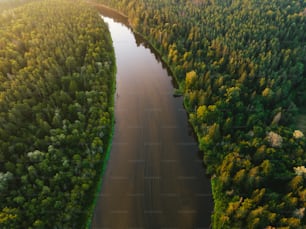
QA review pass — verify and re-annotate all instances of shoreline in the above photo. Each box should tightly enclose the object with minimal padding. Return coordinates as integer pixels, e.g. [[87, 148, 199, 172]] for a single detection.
[[84, 5, 117, 227]]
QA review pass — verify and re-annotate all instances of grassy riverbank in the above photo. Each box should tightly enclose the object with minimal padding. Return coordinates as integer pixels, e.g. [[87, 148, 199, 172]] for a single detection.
[[86, 62, 116, 229]]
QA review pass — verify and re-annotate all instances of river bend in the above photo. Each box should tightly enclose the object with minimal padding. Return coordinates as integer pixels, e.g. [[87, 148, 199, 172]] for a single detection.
[[91, 15, 213, 229]]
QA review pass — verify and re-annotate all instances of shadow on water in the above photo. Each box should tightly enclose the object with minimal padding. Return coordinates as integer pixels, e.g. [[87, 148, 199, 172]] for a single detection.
[[134, 35, 179, 90], [94, 4, 179, 89]]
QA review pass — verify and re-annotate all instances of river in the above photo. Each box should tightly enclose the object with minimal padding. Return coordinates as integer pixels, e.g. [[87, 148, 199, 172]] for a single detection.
[[91, 12, 213, 229]]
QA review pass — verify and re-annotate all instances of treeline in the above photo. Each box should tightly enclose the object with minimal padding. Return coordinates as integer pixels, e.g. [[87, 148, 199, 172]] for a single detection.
[[0, 0, 115, 228], [97, 0, 306, 228], [0, 0, 39, 12]]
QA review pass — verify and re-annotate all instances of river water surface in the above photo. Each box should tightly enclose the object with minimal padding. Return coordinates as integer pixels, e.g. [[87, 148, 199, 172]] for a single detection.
[[91, 14, 213, 229]]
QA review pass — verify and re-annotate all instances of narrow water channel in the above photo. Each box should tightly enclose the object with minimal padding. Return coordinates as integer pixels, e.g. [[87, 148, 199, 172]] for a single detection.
[[91, 14, 213, 229]]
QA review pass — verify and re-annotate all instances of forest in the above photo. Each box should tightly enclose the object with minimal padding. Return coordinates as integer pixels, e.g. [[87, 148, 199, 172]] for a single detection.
[[96, 0, 306, 228], [0, 0, 115, 228]]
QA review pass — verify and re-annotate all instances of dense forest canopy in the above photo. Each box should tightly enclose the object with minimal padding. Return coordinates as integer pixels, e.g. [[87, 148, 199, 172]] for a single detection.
[[97, 0, 306, 228], [0, 0, 115, 228]]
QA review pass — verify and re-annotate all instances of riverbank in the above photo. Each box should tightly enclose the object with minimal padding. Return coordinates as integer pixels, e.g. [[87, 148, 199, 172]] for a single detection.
[[86, 59, 117, 228], [84, 6, 117, 229]]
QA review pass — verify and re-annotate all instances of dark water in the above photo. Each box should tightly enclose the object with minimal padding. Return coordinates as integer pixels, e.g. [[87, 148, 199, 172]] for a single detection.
[[91, 13, 213, 229]]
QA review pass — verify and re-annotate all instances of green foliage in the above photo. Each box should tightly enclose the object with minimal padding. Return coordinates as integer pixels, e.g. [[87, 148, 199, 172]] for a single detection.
[[97, 0, 306, 227], [0, 0, 115, 228]]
